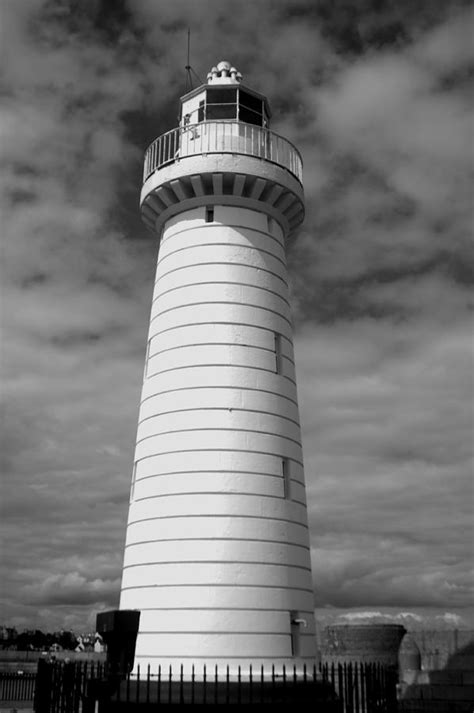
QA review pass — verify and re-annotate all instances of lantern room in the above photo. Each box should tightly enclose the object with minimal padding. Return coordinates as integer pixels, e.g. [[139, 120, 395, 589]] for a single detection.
[[180, 60, 271, 128]]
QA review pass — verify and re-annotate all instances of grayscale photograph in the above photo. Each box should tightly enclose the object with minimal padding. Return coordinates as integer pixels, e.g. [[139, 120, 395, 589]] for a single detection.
[[1, 1, 472, 710]]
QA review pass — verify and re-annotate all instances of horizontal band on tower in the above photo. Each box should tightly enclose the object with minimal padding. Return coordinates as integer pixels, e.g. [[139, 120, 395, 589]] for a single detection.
[[125, 537, 310, 551], [160, 222, 285, 248], [132, 470, 301, 483], [123, 560, 311, 571], [150, 300, 292, 327], [133, 449, 303, 468], [135, 426, 302, 448], [153, 282, 291, 309], [145, 364, 296, 386], [121, 584, 313, 592], [132, 492, 306, 507], [140, 385, 298, 409], [147, 321, 293, 345], [126, 514, 308, 527], [137, 406, 300, 429], [155, 262, 288, 288], [148, 342, 294, 365], [157, 242, 287, 269]]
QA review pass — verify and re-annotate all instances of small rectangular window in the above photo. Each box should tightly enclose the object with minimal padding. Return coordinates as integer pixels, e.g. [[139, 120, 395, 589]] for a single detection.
[[198, 100, 205, 122], [267, 215, 274, 234], [274, 332, 282, 374], [206, 206, 214, 223], [282, 458, 291, 499], [290, 611, 301, 657], [144, 339, 151, 379], [130, 463, 137, 502]]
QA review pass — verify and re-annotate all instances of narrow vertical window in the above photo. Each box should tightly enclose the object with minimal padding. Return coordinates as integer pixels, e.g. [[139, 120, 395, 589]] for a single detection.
[[198, 99, 205, 122], [274, 332, 282, 374], [130, 463, 137, 502], [282, 458, 291, 499], [206, 206, 214, 223], [267, 215, 274, 234], [290, 612, 301, 657], [144, 338, 151, 379]]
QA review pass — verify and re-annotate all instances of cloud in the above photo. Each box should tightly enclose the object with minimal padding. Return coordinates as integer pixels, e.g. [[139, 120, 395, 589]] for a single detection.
[[296, 318, 472, 613], [0, 0, 472, 632], [23, 572, 121, 607]]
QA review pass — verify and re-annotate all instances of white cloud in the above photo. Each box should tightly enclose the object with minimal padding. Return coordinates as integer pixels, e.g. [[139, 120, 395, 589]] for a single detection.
[[1, 0, 472, 632]]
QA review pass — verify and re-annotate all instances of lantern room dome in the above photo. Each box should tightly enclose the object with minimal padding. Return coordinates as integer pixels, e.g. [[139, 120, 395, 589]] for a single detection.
[[207, 60, 243, 85]]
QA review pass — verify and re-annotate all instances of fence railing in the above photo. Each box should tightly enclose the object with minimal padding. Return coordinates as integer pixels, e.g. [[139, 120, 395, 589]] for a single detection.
[[143, 121, 303, 184], [31, 659, 398, 711], [0, 671, 36, 701]]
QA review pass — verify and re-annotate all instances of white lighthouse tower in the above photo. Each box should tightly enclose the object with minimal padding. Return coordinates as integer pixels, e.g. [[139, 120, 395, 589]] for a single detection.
[[119, 61, 316, 674]]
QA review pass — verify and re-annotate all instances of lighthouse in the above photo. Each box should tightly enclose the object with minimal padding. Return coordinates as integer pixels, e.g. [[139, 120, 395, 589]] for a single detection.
[[119, 61, 316, 674]]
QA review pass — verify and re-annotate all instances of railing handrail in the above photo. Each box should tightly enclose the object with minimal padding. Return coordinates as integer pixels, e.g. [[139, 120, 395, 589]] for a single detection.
[[143, 121, 303, 185]]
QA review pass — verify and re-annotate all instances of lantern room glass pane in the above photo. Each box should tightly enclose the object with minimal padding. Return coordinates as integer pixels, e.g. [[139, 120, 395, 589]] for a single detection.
[[206, 88, 237, 104], [206, 104, 238, 120], [239, 106, 263, 126], [239, 90, 263, 113]]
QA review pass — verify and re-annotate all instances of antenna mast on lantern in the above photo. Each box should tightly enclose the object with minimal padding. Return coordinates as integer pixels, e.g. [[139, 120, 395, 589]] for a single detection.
[[184, 28, 203, 92]]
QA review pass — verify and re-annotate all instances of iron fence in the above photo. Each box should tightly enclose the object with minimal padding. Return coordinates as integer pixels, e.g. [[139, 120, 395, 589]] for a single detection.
[[0, 670, 36, 701], [143, 121, 303, 184], [32, 658, 398, 711]]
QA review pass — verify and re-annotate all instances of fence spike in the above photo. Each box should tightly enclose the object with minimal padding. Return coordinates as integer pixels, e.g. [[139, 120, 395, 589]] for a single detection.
[[157, 664, 161, 705]]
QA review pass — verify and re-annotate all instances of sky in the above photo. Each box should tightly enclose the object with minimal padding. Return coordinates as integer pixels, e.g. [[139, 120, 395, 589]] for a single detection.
[[1, 0, 473, 634]]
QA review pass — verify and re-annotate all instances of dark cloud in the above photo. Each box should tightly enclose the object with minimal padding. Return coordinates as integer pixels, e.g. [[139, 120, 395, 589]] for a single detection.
[[0, 0, 472, 631]]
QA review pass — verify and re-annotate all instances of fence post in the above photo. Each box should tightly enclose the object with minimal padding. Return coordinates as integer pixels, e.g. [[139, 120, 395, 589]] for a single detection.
[[33, 658, 52, 713]]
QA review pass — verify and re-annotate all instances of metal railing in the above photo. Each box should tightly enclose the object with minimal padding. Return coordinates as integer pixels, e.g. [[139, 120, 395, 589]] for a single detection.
[[0, 671, 36, 701], [143, 121, 303, 184], [33, 659, 398, 711]]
